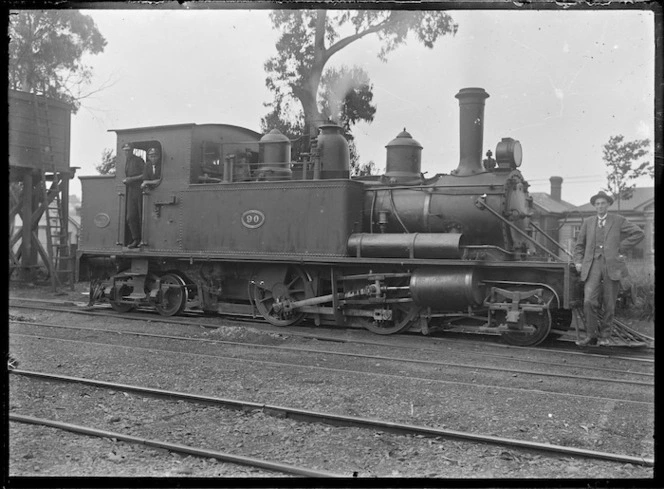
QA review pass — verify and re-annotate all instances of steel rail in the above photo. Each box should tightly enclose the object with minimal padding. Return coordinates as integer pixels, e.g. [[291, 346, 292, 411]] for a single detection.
[[10, 297, 654, 363], [10, 370, 654, 467], [10, 298, 654, 364], [9, 300, 654, 368], [11, 299, 654, 371], [10, 320, 654, 384], [14, 292, 657, 354], [9, 413, 344, 478], [10, 335, 652, 406]]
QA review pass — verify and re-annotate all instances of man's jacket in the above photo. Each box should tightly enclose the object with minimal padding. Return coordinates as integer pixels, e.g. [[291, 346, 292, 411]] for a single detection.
[[573, 214, 645, 281]]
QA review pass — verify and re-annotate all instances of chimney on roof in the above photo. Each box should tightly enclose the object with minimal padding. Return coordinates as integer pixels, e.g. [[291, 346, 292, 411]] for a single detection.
[[550, 176, 562, 202]]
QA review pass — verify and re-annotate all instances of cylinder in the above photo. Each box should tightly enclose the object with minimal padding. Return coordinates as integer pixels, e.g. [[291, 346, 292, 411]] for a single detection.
[[385, 129, 422, 181], [410, 268, 485, 309], [452, 87, 490, 176], [317, 122, 350, 179], [347, 233, 465, 259]]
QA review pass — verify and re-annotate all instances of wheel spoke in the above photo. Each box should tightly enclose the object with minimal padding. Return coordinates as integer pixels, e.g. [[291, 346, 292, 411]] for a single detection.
[[286, 277, 302, 289], [502, 310, 552, 346], [363, 302, 420, 335], [251, 266, 308, 327], [109, 282, 135, 313], [155, 273, 187, 317]]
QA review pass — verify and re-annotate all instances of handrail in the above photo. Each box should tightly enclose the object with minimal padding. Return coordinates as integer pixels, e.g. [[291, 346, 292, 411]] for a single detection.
[[475, 195, 562, 262], [116, 191, 124, 246], [528, 221, 574, 259], [139, 191, 148, 247]]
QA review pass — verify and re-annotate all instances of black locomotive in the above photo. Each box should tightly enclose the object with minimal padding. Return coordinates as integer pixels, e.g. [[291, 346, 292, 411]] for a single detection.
[[78, 87, 581, 346]]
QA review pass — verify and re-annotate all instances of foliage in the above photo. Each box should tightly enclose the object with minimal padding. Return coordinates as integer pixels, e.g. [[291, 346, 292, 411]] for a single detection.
[[96, 148, 116, 175], [319, 66, 376, 133], [352, 160, 377, 177], [617, 261, 654, 322], [8, 10, 107, 112], [260, 94, 307, 159], [263, 65, 376, 170], [263, 10, 457, 167], [260, 94, 305, 137], [602, 135, 652, 210]]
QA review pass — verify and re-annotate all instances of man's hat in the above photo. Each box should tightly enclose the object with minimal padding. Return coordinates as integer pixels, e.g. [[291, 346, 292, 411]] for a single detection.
[[122, 143, 132, 150], [590, 190, 614, 206], [148, 148, 160, 155]]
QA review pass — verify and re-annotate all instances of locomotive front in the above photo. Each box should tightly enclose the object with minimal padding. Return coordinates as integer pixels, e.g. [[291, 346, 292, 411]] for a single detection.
[[342, 87, 578, 345], [355, 87, 534, 258]]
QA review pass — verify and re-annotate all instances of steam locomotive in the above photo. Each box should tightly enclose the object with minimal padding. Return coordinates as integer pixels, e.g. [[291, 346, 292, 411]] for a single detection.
[[78, 87, 581, 346]]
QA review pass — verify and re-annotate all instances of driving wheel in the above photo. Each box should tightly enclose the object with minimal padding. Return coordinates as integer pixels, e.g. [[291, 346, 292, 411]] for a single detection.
[[363, 302, 421, 335], [251, 266, 309, 326], [501, 309, 552, 346], [109, 281, 135, 313], [156, 273, 188, 317]]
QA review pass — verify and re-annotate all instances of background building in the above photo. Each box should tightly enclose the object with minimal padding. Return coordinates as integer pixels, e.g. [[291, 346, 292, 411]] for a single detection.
[[529, 176, 577, 261], [531, 178, 653, 264]]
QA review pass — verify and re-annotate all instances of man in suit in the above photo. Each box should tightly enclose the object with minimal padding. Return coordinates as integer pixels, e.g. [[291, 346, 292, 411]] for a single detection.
[[121, 142, 145, 248], [573, 191, 645, 346], [141, 147, 162, 190]]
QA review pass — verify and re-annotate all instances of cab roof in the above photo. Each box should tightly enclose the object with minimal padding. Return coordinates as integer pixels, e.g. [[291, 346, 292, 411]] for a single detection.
[[109, 123, 262, 139]]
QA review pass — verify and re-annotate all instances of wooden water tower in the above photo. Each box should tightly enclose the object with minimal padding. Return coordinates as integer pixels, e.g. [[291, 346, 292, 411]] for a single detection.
[[9, 89, 76, 289]]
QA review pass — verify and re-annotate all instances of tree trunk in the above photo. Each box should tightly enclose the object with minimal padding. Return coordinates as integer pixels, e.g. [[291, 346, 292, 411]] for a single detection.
[[295, 69, 325, 149]]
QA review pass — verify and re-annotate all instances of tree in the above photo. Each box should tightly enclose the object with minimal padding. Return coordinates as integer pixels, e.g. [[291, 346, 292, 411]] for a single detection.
[[352, 160, 377, 177], [96, 148, 116, 175], [602, 135, 652, 210], [8, 10, 107, 112], [264, 10, 457, 154], [318, 66, 376, 133], [261, 64, 376, 172], [260, 93, 307, 159]]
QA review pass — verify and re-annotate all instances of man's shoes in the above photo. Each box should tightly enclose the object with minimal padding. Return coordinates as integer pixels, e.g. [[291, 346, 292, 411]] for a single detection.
[[127, 240, 140, 249], [576, 337, 598, 347], [597, 338, 612, 347]]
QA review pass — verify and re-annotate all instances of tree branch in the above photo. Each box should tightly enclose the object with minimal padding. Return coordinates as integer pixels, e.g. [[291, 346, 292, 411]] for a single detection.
[[324, 16, 392, 63]]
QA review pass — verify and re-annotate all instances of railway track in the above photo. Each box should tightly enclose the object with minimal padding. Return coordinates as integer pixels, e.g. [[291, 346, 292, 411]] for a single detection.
[[10, 297, 654, 476], [10, 331, 653, 410], [9, 320, 654, 392], [10, 414, 341, 478], [9, 297, 655, 365], [10, 370, 654, 469]]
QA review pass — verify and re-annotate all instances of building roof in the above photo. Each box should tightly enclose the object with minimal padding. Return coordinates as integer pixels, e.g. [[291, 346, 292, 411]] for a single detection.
[[530, 192, 577, 214], [575, 187, 654, 213]]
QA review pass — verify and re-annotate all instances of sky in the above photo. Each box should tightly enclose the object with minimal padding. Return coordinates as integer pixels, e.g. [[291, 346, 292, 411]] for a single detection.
[[52, 6, 655, 205]]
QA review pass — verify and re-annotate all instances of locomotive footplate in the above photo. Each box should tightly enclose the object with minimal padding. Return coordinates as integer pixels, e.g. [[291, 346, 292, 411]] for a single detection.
[[483, 286, 550, 332]]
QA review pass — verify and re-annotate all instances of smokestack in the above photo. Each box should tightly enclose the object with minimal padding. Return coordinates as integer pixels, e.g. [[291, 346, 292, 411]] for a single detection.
[[550, 176, 562, 202], [452, 87, 490, 176]]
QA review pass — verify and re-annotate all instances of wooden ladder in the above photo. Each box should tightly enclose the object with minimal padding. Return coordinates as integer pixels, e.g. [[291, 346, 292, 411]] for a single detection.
[[33, 94, 74, 291]]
